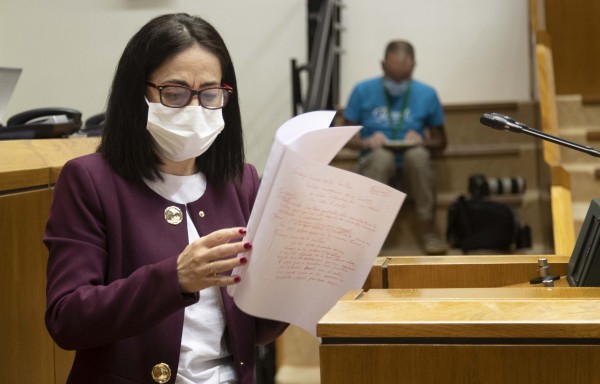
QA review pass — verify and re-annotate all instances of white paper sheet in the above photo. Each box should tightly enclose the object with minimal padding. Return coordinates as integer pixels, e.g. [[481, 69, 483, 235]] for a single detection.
[[228, 111, 405, 335]]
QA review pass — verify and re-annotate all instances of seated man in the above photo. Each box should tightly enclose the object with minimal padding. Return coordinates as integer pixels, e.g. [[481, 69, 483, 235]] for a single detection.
[[342, 40, 448, 255]]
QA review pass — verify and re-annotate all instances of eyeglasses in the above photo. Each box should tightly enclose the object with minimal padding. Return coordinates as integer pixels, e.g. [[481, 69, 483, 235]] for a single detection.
[[146, 82, 233, 109]]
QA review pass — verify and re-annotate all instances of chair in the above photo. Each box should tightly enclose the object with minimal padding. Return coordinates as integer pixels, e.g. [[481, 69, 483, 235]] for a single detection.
[[71, 112, 105, 137], [0, 107, 82, 140]]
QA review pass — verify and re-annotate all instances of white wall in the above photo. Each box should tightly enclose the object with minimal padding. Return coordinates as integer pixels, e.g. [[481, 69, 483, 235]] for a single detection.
[[0, 0, 307, 172], [340, 0, 531, 106], [0, 0, 530, 173]]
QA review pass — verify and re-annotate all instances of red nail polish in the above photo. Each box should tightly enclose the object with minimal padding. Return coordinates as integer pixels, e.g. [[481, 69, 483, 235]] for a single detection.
[[239, 256, 248, 264], [234, 276, 241, 283], [239, 228, 247, 234], [243, 242, 252, 249]]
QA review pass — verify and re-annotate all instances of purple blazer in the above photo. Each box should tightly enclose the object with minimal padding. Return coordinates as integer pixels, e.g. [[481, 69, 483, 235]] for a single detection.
[[44, 153, 287, 384]]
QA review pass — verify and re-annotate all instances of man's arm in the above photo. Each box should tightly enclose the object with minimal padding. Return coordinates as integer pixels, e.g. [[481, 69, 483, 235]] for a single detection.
[[342, 118, 387, 150], [423, 124, 447, 153]]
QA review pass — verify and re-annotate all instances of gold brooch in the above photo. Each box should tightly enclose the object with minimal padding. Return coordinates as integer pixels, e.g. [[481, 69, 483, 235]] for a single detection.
[[164, 206, 183, 225]]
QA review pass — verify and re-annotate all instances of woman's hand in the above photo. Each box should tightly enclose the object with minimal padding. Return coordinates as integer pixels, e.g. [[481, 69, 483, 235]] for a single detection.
[[176, 227, 250, 293]]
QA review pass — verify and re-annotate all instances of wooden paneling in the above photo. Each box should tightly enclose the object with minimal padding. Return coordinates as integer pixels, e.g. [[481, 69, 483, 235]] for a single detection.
[[363, 257, 387, 290], [0, 190, 55, 384], [368, 255, 569, 289], [545, 0, 600, 99], [0, 138, 98, 383], [387, 255, 569, 288], [320, 344, 600, 384], [54, 346, 75, 383]]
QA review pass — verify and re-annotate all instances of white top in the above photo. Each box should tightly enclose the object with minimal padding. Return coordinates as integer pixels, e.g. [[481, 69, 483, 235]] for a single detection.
[[145, 172, 237, 384]]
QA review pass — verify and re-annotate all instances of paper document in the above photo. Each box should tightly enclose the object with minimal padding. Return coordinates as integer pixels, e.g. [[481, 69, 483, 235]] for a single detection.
[[384, 139, 417, 150], [228, 111, 405, 335]]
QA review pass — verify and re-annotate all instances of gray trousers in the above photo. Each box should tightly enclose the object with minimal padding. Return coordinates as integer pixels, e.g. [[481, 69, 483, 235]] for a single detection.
[[356, 146, 436, 222]]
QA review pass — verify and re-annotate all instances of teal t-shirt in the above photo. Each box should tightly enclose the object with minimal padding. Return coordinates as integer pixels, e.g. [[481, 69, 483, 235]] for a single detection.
[[343, 77, 444, 166]]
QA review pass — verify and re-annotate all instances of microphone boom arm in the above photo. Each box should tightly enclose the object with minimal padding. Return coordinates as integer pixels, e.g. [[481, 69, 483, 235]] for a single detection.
[[519, 124, 600, 158], [480, 113, 600, 158]]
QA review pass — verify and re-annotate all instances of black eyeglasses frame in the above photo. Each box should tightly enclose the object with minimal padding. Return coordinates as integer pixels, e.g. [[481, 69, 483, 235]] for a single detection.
[[145, 82, 233, 109]]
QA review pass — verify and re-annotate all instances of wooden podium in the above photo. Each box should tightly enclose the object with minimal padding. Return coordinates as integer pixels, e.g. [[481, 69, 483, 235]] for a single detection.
[[0, 138, 98, 384], [318, 287, 600, 384]]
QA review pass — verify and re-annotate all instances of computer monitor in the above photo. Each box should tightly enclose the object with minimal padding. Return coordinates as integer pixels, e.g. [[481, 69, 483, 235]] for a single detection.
[[0, 67, 22, 126], [567, 198, 600, 286]]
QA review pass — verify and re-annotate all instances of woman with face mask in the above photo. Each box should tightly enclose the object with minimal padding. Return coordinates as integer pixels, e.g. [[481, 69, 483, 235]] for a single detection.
[[43, 13, 287, 384]]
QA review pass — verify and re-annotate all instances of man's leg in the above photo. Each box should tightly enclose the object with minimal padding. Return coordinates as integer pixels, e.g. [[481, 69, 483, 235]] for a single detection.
[[402, 146, 448, 255], [355, 148, 396, 184]]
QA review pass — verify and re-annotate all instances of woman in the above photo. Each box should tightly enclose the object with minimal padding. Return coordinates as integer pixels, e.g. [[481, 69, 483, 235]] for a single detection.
[[44, 13, 287, 384]]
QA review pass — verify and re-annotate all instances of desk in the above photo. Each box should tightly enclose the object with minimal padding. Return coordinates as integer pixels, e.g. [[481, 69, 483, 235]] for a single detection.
[[0, 138, 98, 384], [318, 288, 600, 384]]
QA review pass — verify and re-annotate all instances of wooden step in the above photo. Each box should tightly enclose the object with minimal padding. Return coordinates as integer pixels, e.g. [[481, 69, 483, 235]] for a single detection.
[[558, 127, 600, 163], [556, 94, 600, 129], [434, 144, 540, 193], [331, 143, 541, 193], [562, 163, 600, 202], [439, 143, 520, 157], [444, 101, 538, 146], [586, 130, 600, 142], [331, 143, 525, 166]]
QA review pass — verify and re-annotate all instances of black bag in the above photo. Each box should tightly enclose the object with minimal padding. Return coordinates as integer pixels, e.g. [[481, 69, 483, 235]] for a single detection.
[[446, 195, 526, 253]]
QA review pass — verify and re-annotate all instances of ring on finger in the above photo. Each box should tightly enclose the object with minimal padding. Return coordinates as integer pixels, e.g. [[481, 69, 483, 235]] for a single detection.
[[209, 261, 215, 275]]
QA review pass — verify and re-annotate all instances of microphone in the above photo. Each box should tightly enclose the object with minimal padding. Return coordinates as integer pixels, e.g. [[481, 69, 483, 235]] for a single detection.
[[480, 113, 600, 158], [480, 113, 526, 133]]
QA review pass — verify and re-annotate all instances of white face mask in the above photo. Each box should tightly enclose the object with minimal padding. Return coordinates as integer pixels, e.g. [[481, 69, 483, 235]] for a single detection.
[[146, 100, 225, 162], [383, 78, 410, 97]]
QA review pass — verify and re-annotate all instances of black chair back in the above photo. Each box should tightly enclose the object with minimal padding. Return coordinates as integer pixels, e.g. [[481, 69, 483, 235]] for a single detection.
[[0, 107, 82, 140]]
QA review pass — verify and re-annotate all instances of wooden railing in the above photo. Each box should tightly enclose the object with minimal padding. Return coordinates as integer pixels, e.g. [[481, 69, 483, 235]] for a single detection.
[[530, 0, 576, 256]]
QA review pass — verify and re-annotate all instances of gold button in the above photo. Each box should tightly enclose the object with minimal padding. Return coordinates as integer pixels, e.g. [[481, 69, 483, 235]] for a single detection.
[[164, 206, 183, 225], [151, 362, 171, 383], [198, 210, 205, 218]]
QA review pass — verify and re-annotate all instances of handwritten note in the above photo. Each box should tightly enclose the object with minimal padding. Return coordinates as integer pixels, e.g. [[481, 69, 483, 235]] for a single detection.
[[228, 111, 405, 335]]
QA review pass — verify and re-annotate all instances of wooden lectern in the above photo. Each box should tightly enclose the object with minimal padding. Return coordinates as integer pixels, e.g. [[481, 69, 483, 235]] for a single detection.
[[0, 138, 98, 384], [318, 288, 600, 384]]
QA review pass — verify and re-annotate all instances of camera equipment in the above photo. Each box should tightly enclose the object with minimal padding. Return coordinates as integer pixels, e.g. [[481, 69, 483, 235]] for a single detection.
[[468, 174, 526, 199]]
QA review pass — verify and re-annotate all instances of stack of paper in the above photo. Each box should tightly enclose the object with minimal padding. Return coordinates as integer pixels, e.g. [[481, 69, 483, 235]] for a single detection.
[[228, 111, 405, 335]]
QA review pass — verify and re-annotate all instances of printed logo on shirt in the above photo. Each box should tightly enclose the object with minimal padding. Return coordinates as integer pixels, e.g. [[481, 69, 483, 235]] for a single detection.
[[372, 106, 411, 125]]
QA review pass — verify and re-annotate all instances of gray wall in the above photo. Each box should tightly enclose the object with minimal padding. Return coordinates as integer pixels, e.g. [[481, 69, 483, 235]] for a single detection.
[[0, 0, 529, 173]]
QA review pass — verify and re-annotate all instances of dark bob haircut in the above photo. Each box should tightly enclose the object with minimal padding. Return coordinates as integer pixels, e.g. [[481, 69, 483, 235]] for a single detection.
[[98, 13, 245, 185]]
